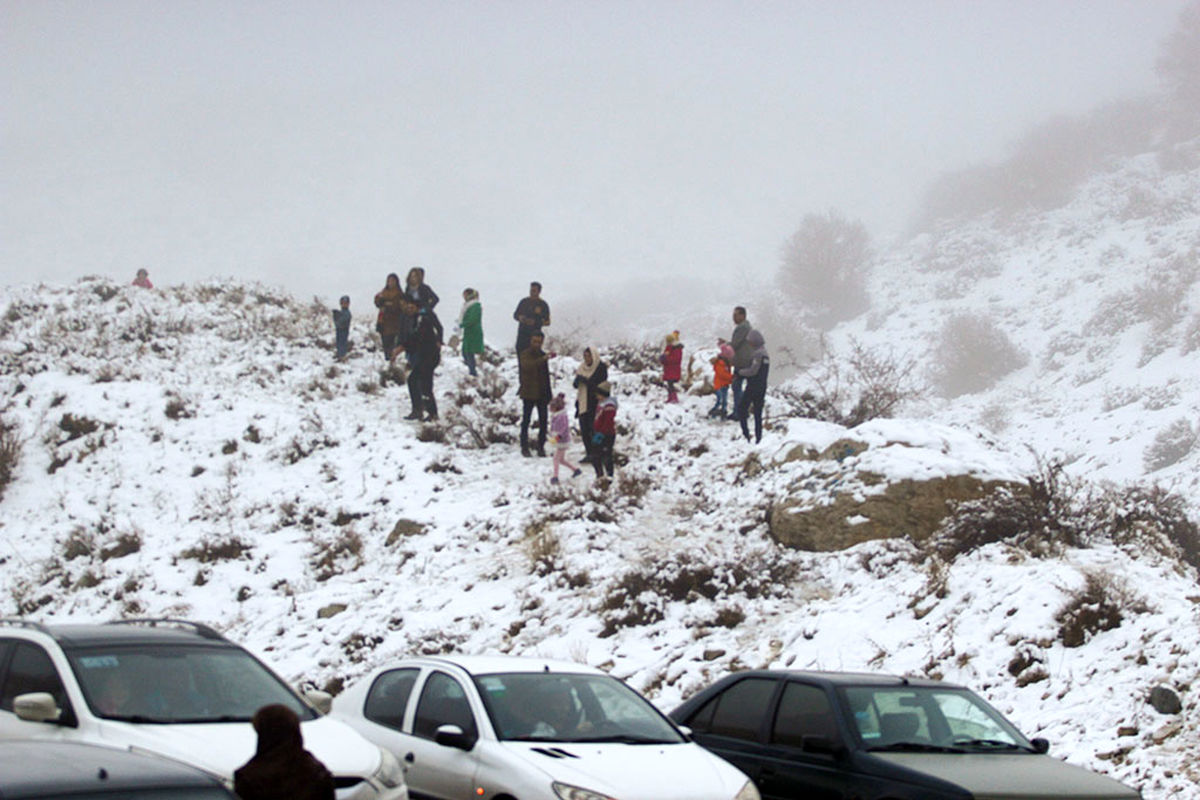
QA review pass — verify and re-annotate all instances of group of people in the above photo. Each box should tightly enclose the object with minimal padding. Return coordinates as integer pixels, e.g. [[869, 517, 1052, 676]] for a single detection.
[[338, 270, 770, 483]]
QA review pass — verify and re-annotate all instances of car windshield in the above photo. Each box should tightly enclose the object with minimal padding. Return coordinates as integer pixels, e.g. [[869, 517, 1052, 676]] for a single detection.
[[843, 685, 1032, 753], [67, 645, 315, 723], [474, 672, 685, 744]]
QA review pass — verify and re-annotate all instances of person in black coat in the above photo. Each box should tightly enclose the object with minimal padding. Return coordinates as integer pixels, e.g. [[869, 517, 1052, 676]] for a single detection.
[[573, 346, 608, 463], [233, 704, 334, 800], [397, 304, 444, 421], [402, 267, 439, 338], [513, 281, 551, 353]]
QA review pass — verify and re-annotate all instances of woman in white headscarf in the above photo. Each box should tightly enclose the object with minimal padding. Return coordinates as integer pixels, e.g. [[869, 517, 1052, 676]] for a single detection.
[[572, 346, 608, 463]]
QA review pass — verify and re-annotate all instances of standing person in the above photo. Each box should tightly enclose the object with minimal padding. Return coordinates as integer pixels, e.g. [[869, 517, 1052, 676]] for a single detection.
[[548, 394, 582, 484], [728, 306, 752, 418], [518, 332, 553, 457], [708, 343, 734, 418], [734, 329, 770, 444], [591, 382, 618, 481], [233, 704, 335, 800], [399, 305, 444, 421], [402, 267, 439, 337], [374, 273, 405, 359], [513, 281, 551, 353], [659, 330, 684, 403], [573, 346, 608, 463], [331, 295, 351, 361], [131, 268, 153, 288], [455, 288, 484, 377]]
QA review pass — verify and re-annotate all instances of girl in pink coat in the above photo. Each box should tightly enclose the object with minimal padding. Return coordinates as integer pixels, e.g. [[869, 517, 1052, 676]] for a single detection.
[[549, 394, 582, 484]]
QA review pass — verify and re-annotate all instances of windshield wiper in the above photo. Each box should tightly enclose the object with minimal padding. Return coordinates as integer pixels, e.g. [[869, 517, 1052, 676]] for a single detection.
[[952, 738, 1030, 752], [868, 741, 966, 753], [573, 734, 675, 744]]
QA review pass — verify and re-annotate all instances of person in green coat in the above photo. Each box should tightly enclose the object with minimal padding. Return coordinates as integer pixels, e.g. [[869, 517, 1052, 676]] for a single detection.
[[455, 288, 484, 376]]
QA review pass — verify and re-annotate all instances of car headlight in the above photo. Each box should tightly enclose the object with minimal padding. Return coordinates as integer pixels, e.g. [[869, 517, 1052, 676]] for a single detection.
[[552, 781, 618, 800], [734, 780, 761, 800], [372, 747, 405, 789]]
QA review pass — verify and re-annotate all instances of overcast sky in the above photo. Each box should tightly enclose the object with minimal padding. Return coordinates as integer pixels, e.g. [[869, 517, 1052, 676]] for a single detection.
[[1, 0, 1188, 316]]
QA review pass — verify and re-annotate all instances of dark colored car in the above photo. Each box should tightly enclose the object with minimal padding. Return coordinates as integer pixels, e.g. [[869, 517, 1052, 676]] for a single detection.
[[669, 670, 1139, 800], [0, 740, 236, 798]]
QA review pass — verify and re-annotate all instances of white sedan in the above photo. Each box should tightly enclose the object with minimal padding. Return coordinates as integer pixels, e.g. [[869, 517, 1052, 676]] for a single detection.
[[332, 655, 759, 800]]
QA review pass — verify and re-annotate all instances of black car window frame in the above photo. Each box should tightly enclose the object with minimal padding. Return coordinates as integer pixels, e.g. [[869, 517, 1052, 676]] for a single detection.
[[696, 677, 779, 743], [770, 681, 841, 750], [363, 667, 420, 732], [0, 641, 72, 720], [412, 670, 478, 742]]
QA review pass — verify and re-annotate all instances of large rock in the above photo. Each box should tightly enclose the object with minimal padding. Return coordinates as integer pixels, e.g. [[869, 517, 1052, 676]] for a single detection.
[[766, 419, 1025, 552]]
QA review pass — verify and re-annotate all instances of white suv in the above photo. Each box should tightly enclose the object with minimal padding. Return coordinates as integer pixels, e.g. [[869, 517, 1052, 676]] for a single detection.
[[0, 617, 408, 800]]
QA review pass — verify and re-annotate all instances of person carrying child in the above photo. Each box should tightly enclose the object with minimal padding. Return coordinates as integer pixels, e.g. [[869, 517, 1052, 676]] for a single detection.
[[708, 343, 733, 418], [659, 331, 683, 403], [591, 382, 618, 481], [548, 393, 583, 484], [331, 296, 351, 361]]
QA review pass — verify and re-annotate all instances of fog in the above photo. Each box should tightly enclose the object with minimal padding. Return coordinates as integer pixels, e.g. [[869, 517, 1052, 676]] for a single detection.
[[2, 1, 1187, 335]]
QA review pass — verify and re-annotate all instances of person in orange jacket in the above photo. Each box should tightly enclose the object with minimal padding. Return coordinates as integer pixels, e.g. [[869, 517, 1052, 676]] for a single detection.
[[708, 343, 734, 419]]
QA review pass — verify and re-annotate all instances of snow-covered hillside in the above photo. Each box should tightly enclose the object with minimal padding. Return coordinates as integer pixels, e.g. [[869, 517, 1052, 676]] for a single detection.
[[2, 143, 1199, 799]]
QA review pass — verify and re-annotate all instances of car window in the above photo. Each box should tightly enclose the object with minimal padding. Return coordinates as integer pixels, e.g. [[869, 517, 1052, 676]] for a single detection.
[[845, 689, 932, 744], [0, 642, 69, 712], [930, 691, 1023, 746], [364, 668, 419, 731], [694, 677, 776, 742], [771, 682, 839, 748], [413, 671, 477, 741]]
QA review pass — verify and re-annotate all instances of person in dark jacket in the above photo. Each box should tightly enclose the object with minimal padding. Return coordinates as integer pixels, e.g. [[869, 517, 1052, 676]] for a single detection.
[[573, 346, 608, 463], [331, 295, 351, 361], [734, 329, 769, 443], [727, 306, 752, 418], [397, 304, 444, 421], [374, 273, 405, 359], [513, 281, 551, 353], [518, 332, 554, 456], [233, 704, 334, 800], [402, 267, 439, 338]]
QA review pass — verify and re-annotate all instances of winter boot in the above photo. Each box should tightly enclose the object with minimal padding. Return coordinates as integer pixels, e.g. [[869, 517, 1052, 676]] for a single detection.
[[667, 389, 679, 404]]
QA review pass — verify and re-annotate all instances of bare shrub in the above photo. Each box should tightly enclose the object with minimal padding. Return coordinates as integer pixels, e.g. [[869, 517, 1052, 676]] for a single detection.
[[783, 339, 922, 426], [164, 397, 193, 420], [523, 520, 561, 576], [930, 314, 1027, 398], [58, 413, 100, 441], [778, 209, 871, 327], [310, 529, 364, 581], [61, 529, 94, 560], [179, 536, 253, 563], [1143, 418, 1197, 472], [1056, 570, 1147, 647], [932, 460, 1080, 560], [99, 531, 143, 561], [0, 416, 19, 501], [1098, 484, 1200, 572]]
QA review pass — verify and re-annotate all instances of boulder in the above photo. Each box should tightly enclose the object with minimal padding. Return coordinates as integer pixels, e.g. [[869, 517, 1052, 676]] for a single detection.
[[1149, 685, 1183, 715]]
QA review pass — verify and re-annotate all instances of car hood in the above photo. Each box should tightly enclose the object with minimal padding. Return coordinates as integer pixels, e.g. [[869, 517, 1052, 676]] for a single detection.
[[872, 753, 1138, 799], [97, 716, 380, 780], [503, 740, 746, 800]]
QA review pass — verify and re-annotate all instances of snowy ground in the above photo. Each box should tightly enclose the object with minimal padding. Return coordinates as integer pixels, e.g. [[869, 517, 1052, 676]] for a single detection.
[[2, 143, 1199, 798]]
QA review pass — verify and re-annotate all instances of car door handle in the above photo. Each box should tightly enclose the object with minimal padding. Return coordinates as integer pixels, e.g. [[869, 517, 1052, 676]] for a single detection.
[[404, 752, 415, 763]]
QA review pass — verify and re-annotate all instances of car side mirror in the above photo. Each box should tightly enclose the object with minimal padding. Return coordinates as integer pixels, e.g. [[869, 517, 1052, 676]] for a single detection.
[[303, 689, 333, 716], [1030, 737, 1050, 754], [802, 735, 844, 757], [14, 692, 61, 723], [434, 724, 476, 751]]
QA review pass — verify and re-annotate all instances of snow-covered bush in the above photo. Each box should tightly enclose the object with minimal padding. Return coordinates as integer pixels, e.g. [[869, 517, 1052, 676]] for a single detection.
[[930, 313, 1028, 397], [783, 339, 922, 426], [1144, 418, 1198, 472], [1055, 570, 1143, 648], [0, 415, 19, 501], [1102, 483, 1200, 571]]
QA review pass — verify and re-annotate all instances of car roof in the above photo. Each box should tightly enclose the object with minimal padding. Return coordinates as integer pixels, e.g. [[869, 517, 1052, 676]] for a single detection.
[[388, 654, 607, 678], [0, 741, 229, 797], [722, 669, 965, 690], [0, 618, 233, 649]]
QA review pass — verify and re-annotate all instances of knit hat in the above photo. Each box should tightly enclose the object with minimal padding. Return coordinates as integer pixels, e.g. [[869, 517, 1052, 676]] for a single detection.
[[596, 381, 612, 397]]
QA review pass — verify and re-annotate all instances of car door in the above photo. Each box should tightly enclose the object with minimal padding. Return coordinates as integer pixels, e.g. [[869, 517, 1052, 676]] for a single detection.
[[0, 640, 76, 739], [682, 676, 780, 786], [402, 670, 480, 800], [756, 681, 848, 800]]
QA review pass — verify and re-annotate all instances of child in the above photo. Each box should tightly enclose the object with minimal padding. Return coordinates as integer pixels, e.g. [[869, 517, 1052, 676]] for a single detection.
[[591, 382, 618, 480], [659, 331, 683, 403], [131, 268, 153, 289], [331, 296, 351, 360], [548, 393, 582, 484], [709, 343, 733, 418]]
